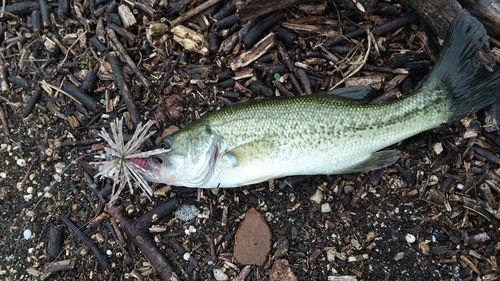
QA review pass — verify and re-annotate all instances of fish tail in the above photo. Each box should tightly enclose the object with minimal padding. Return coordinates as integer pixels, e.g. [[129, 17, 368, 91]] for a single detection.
[[424, 9, 500, 120]]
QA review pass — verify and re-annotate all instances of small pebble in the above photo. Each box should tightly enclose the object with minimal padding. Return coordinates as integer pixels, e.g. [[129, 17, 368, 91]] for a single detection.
[[184, 225, 196, 235], [54, 162, 66, 174], [433, 142, 443, 155], [394, 252, 405, 261], [213, 268, 229, 281], [309, 189, 322, 204], [456, 183, 465, 190], [23, 229, 32, 240], [326, 249, 336, 262], [419, 241, 430, 255], [320, 203, 331, 213], [183, 252, 191, 261], [175, 204, 200, 221], [428, 175, 439, 185], [405, 234, 416, 244], [265, 212, 274, 222], [106, 250, 113, 256], [16, 158, 26, 167]]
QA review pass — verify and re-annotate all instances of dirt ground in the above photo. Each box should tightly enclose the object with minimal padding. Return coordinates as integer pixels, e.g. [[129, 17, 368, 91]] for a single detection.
[[0, 0, 499, 280]]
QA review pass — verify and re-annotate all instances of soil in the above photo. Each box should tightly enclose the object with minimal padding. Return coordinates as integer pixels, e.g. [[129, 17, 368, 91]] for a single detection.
[[0, 1, 499, 281]]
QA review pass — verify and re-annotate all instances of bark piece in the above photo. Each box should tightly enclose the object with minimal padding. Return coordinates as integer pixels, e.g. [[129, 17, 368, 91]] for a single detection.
[[233, 207, 272, 266], [44, 259, 75, 272], [171, 25, 209, 55], [230, 33, 275, 71], [401, 0, 462, 39], [236, 0, 305, 22], [268, 259, 297, 281]]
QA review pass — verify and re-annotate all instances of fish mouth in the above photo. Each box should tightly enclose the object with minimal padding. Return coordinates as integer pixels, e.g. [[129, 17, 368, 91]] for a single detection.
[[129, 157, 150, 170]]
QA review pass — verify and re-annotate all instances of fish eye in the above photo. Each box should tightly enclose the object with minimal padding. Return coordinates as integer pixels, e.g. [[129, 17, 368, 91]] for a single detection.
[[161, 136, 173, 150]]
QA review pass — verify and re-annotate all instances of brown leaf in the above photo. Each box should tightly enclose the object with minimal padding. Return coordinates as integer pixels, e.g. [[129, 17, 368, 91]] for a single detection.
[[233, 207, 272, 266]]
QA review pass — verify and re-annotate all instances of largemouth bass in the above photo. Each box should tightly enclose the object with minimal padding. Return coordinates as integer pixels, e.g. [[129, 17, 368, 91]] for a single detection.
[[135, 10, 500, 188]]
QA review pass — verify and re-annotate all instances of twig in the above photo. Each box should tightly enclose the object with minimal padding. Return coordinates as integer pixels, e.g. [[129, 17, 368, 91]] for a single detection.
[[105, 53, 141, 125], [60, 215, 109, 268], [37, 0, 49, 26], [242, 11, 285, 47], [22, 87, 43, 117], [170, 0, 222, 27], [106, 28, 151, 88], [205, 234, 216, 262], [57, 31, 87, 67], [330, 28, 372, 90], [62, 82, 97, 111], [277, 42, 309, 94], [107, 23, 136, 42], [323, 11, 420, 47], [106, 198, 180, 281], [0, 0, 5, 18], [272, 80, 294, 97], [39, 80, 97, 111], [0, 104, 10, 138], [230, 32, 276, 71], [161, 52, 184, 88]]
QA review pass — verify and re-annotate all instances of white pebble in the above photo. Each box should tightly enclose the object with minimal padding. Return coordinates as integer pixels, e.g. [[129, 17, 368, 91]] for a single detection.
[[309, 189, 322, 204], [456, 183, 465, 190], [405, 234, 416, 244], [213, 268, 229, 281], [265, 212, 274, 221], [0, 172, 6, 178], [321, 203, 331, 213], [433, 142, 443, 155], [16, 158, 26, 167], [183, 252, 191, 261], [184, 225, 197, 235], [428, 175, 439, 185], [326, 249, 336, 262], [175, 204, 200, 221], [23, 229, 32, 240], [394, 251, 405, 261], [54, 162, 66, 174], [26, 186, 33, 194], [106, 250, 113, 256]]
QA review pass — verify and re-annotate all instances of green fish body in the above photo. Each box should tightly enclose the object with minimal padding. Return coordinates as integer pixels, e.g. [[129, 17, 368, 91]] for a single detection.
[[138, 10, 500, 188]]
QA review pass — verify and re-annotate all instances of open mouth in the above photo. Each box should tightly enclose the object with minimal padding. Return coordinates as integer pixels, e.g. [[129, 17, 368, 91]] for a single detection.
[[129, 157, 150, 170]]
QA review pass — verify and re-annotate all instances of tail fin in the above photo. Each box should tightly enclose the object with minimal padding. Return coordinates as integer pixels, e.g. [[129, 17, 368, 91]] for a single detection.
[[424, 9, 500, 120]]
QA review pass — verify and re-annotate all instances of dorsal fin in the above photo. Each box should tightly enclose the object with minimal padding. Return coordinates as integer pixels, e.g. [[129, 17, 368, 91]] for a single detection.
[[314, 86, 375, 104]]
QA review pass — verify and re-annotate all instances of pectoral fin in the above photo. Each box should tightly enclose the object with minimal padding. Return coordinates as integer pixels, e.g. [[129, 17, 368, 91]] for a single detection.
[[342, 150, 401, 173], [221, 138, 276, 167]]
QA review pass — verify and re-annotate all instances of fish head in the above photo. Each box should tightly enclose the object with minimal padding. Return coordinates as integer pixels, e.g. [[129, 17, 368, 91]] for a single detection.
[[141, 124, 222, 187]]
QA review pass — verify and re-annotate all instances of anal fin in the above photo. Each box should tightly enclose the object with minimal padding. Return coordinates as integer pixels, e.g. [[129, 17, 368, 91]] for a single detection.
[[342, 150, 401, 173]]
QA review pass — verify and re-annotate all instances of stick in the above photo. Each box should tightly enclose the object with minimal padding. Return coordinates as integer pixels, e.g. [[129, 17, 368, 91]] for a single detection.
[[170, 0, 222, 27], [60, 216, 109, 268], [323, 11, 420, 47], [105, 53, 141, 125], [106, 198, 180, 281], [106, 28, 151, 88]]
